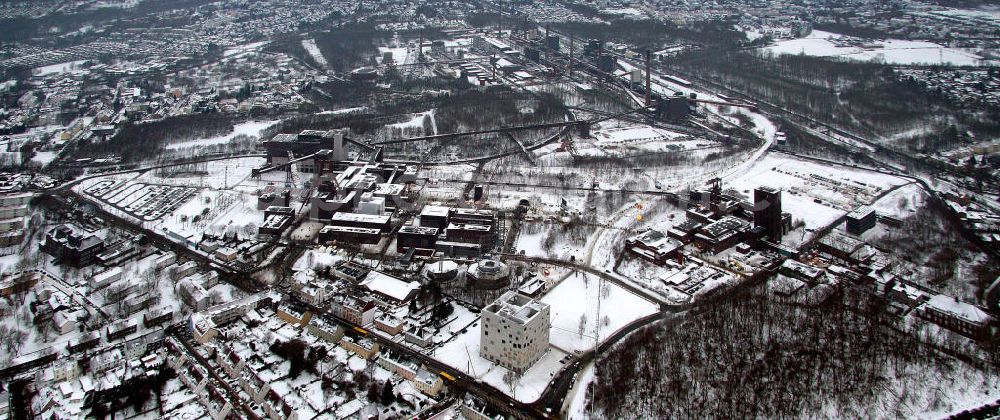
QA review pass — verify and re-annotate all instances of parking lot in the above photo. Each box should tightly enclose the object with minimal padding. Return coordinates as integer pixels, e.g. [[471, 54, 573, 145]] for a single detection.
[[85, 181, 198, 221]]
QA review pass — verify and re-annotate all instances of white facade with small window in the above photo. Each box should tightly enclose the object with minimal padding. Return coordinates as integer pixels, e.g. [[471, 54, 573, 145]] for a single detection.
[[479, 291, 550, 373]]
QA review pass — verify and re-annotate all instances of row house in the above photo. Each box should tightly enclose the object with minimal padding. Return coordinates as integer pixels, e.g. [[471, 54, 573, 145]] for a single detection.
[[377, 351, 419, 380], [263, 388, 299, 420], [201, 383, 233, 420], [215, 345, 245, 379], [305, 318, 344, 343], [339, 336, 379, 360], [240, 368, 272, 405], [276, 304, 312, 327], [329, 295, 377, 327], [374, 314, 406, 336]]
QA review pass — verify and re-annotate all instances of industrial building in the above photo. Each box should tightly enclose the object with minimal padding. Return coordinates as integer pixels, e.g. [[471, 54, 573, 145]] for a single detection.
[[41, 224, 105, 267], [625, 229, 684, 265], [846, 206, 877, 235], [262, 129, 348, 169], [258, 206, 294, 238], [753, 187, 783, 242]]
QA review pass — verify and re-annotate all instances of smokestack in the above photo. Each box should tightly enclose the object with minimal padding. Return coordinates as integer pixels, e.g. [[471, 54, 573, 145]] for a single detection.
[[645, 49, 652, 107], [568, 32, 573, 76], [545, 25, 550, 61], [498, 0, 503, 37]]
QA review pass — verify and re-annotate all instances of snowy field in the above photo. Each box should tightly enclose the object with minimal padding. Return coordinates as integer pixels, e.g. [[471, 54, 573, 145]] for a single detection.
[[30, 151, 57, 167], [165, 119, 280, 150], [33, 60, 88, 76], [223, 40, 269, 58], [540, 273, 658, 353], [433, 322, 569, 403], [870, 182, 925, 219], [765, 30, 987, 66], [301, 38, 329, 69], [378, 46, 412, 65]]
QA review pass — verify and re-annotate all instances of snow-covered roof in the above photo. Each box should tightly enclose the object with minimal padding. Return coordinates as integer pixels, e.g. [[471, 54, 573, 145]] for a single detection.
[[925, 294, 991, 324], [360, 271, 420, 302]]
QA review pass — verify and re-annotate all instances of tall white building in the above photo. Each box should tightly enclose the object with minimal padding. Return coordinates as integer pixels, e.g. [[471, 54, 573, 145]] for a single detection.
[[480, 291, 550, 373]]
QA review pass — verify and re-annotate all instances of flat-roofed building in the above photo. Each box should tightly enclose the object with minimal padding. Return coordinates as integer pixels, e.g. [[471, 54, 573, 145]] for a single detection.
[[480, 291, 550, 373], [419, 205, 450, 230], [626, 229, 684, 265], [329, 212, 390, 232], [846, 206, 877, 235], [694, 216, 750, 254], [397, 225, 439, 253], [446, 223, 495, 249], [259, 206, 294, 238], [318, 226, 381, 245], [753, 187, 783, 242]]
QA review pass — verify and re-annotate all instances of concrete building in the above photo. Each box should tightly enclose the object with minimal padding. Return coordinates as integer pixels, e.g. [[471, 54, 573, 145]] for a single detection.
[[317, 226, 381, 245], [753, 187, 782, 242], [625, 229, 684, 265], [846, 206, 877, 235], [356, 192, 386, 215], [40, 225, 105, 267], [397, 225, 439, 254], [480, 291, 550, 373]]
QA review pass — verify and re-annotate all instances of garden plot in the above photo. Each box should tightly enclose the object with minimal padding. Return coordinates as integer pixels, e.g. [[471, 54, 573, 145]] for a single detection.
[[76, 157, 277, 247]]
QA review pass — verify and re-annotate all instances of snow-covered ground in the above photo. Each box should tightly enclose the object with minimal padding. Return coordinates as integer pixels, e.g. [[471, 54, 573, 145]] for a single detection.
[[591, 125, 689, 148], [164, 119, 280, 150], [388, 111, 434, 133], [726, 153, 910, 242], [223, 41, 269, 58], [378, 46, 411, 65], [870, 182, 925, 219], [433, 321, 569, 403], [301, 38, 329, 69], [30, 151, 57, 167], [318, 107, 367, 115], [33, 60, 88, 76], [540, 273, 658, 353], [765, 30, 987, 66]]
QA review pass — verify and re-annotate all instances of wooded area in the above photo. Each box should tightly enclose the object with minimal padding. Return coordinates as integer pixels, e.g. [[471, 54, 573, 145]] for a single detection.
[[670, 51, 1000, 153], [76, 113, 236, 161], [586, 286, 998, 418]]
